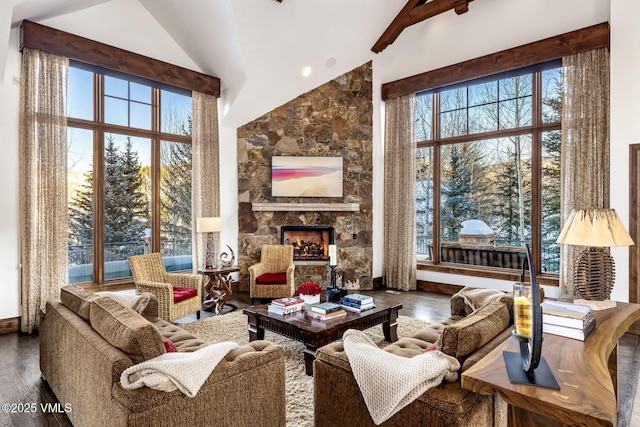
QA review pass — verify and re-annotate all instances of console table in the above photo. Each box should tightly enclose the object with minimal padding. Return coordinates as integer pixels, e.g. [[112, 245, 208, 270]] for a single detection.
[[461, 301, 640, 426], [198, 265, 240, 314]]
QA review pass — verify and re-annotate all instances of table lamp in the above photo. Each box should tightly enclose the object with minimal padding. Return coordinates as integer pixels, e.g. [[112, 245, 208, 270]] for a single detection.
[[196, 217, 223, 269], [556, 208, 634, 310]]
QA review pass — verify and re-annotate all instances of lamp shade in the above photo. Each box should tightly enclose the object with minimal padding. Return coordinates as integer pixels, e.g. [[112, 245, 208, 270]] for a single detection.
[[196, 217, 223, 233], [556, 208, 634, 247]]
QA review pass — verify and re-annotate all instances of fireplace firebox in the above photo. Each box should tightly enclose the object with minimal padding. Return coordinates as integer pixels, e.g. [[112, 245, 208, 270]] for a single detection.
[[280, 225, 334, 261]]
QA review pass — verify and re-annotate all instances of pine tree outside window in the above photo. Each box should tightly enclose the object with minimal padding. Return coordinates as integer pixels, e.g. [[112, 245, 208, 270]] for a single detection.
[[415, 63, 562, 279], [67, 63, 193, 285]]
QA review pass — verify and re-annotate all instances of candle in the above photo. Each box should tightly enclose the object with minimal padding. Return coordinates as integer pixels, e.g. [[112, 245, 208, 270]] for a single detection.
[[513, 282, 533, 339], [329, 244, 337, 266]]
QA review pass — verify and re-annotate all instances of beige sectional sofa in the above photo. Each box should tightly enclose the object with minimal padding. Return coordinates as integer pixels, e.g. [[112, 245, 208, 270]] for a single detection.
[[40, 285, 286, 427], [314, 289, 514, 427]]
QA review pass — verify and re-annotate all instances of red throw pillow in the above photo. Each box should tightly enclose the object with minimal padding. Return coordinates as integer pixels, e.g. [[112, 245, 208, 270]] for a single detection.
[[172, 287, 198, 303], [256, 272, 287, 284], [424, 343, 437, 353], [162, 337, 177, 353]]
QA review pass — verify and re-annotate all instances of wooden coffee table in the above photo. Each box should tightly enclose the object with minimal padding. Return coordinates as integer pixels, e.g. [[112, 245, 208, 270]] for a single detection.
[[243, 302, 402, 375]]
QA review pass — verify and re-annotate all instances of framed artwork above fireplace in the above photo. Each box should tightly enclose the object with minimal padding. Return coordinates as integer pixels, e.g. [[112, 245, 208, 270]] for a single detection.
[[271, 156, 343, 197]]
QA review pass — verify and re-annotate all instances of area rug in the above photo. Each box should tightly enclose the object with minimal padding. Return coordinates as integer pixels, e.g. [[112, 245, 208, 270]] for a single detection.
[[181, 311, 430, 427]]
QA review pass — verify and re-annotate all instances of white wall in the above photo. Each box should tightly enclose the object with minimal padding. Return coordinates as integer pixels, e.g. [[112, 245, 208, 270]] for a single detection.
[[218, 122, 238, 273], [609, 0, 640, 302], [0, 28, 21, 319]]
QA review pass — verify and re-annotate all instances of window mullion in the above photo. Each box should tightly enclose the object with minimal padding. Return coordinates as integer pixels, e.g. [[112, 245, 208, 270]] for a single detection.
[[531, 71, 543, 273], [151, 88, 162, 253], [432, 92, 441, 265]]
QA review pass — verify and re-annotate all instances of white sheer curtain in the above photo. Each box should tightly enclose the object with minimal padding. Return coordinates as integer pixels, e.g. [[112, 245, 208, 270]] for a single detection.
[[560, 48, 610, 296], [191, 92, 220, 270], [19, 48, 68, 333], [383, 94, 417, 291]]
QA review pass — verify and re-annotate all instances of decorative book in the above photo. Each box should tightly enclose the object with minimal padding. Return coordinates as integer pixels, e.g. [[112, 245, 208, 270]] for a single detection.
[[342, 294, 373, 305], [271, 297, 305, 307], [311, 302, 342, 314], [542, 317, 596, 341], [268, 302, 304, 315], [543, 312, 594, 329], [541, 300, 592, 320], [305, 309, 346, 321], [341, 303, 375, 313]]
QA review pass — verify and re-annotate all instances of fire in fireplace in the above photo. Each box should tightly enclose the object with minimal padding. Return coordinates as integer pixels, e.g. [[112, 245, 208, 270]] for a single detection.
[[280, 225, 334, 261]]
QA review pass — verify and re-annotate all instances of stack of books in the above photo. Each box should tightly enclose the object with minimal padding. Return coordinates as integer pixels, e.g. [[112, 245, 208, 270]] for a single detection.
[[541, 300, 596, 341], [304, 302, 346, 321], [341, 293, 375, 312], [267, 297, 305, 315]]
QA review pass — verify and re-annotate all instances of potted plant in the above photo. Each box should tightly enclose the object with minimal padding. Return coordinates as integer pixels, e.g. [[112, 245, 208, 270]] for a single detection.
[[297, 281, 323, 305]]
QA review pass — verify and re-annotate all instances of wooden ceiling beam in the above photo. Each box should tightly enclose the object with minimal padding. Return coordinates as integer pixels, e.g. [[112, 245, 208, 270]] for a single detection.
[[381, 22, 610, 100], [20, 20, 220, 97], [372, 0, 472, 53], [372, 0, 422, 54]]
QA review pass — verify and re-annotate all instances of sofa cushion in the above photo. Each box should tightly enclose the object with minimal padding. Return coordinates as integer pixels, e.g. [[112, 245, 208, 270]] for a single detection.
[[437, 300, 510, 360], [96, 291, 151, 314], [89, 296, 166, 364], [256, 272, 287, 284], [60, 284, 98, 321], [173, 287, 198, 303]]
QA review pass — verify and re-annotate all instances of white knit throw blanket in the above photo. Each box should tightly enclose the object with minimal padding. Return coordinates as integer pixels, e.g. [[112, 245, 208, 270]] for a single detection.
[[343, 329, 460, 425], [120, 341, 238, 397]]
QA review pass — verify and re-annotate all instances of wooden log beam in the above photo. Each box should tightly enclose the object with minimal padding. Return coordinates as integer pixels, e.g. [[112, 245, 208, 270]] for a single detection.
[[382, 22, 610, 100], [20, 20, 220, 97], [372, 0, 472, 53]]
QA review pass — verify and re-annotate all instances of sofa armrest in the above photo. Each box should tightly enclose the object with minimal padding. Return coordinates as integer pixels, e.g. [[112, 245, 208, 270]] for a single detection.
[[141, 294, 159, 317], [111, 341, 286, 425]]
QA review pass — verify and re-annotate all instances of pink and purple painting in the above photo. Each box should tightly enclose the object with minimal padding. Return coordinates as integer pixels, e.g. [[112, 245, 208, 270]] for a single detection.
[[272, 156, 343, 197]]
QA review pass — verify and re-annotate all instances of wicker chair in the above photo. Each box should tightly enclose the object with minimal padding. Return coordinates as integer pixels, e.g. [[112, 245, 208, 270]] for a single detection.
[[249, 245, 296, 303], [128, 253, 202, 322]]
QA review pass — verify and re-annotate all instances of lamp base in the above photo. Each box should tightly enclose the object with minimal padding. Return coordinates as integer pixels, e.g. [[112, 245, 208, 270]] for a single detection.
[[574, 298, 616, 311]]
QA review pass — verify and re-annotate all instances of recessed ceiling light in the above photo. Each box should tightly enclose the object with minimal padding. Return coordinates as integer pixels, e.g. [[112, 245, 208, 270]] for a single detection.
[[325, 57, 337, 68], [302, 66, 312, 77]]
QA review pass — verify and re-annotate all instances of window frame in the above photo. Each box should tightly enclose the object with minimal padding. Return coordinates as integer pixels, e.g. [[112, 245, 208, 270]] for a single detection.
[[415, 62, 561, 286], [67, 61, 193, 289]]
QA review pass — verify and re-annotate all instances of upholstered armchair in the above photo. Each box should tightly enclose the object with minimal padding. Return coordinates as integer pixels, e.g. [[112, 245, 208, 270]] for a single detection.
[[249, 245, 296, 303], [128, 253, 202, 322]]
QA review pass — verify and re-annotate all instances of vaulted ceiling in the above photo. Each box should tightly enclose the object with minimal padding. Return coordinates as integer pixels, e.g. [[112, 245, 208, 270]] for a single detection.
[[1, 0, 609, 128]]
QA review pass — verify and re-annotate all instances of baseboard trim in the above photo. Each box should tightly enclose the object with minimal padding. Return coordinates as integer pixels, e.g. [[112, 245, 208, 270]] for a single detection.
[[0, 317, 20, 335], [416, 280, 464, 296]]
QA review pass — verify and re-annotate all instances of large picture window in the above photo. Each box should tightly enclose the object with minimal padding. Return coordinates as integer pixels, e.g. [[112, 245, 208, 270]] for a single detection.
[[67, 63, 193, 285], [415, 63, 562, 278]]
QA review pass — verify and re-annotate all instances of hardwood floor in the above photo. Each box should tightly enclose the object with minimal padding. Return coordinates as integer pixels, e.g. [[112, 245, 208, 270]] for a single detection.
[[1, 290, 638, 426]]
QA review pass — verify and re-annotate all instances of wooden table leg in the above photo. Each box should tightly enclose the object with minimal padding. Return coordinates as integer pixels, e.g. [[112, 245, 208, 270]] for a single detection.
[[382, 306, 400, 342], [202, 274, 222, 313], [303, 345, 316, 376], [246, 312, 265, 341], [216, 272, 235, 313]]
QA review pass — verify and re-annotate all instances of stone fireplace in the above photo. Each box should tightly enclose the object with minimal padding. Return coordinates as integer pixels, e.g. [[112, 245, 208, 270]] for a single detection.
[[281, 225, 334, 261], [237, 62, 373, 290]]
